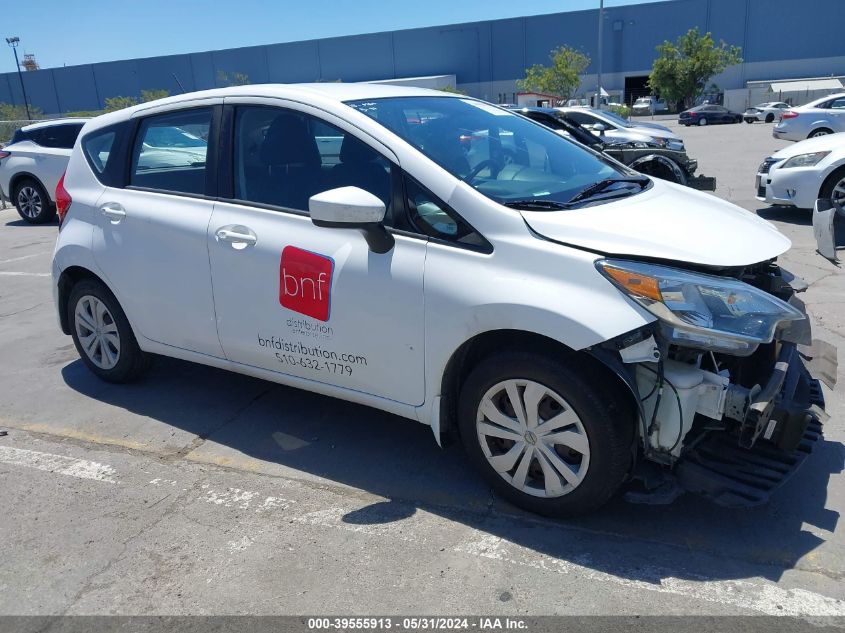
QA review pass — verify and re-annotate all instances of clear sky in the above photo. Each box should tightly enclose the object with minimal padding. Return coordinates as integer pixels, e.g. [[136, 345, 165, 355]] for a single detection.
[[2, 0, 667, 74]]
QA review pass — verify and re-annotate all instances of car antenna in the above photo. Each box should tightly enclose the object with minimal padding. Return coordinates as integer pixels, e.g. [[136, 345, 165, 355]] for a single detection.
[[172, 73, 186, 94]]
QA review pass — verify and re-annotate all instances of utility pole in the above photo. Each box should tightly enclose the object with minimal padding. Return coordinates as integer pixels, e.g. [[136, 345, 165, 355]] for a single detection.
[[596, 0, 604, 110], [5, 37, 32, 120]]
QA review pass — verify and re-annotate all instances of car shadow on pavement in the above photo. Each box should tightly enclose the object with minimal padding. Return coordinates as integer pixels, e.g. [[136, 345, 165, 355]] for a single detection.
[[3, 218, 58, 228], [756, 206, 812, 227], [61, 355, 844, 585]]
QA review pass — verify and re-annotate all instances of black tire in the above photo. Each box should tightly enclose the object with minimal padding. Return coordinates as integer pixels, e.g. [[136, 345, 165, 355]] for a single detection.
[[765, 113, 774, 123], [13, 178, 55, 224], [458, 351, 633, 517], [819, 166, 845, 211], [809, 128, 833, 139], [68, 279, 151, 383], [744, 118, 754, 124], [698, 117, 708, 126]]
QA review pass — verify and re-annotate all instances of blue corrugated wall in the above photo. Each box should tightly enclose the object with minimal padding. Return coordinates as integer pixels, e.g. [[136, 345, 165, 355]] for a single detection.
[[0, 0, 840, 114]]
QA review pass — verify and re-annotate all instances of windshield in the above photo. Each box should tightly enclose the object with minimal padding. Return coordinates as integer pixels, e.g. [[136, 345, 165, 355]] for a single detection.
[[347, 97, 639, 207], [598, 110, 634, 128]]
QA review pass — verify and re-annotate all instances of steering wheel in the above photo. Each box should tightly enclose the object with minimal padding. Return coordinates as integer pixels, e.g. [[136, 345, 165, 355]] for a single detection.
[[464, 159, 500, 184]]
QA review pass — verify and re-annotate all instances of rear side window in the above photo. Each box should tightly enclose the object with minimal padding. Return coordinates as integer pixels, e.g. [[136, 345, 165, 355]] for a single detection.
[[130, 108, 212, 195], [83, 130, 117, 176], [35, 123, 84, 149]]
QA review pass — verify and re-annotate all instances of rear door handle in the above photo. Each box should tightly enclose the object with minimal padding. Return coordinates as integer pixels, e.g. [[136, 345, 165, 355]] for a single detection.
[[215, 225, 257, 248], [100, 202, 126, 223]]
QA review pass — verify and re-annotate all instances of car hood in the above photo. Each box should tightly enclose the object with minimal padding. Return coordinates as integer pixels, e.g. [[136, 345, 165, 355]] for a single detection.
[[520, 179, 791, 267], [626, 125, 680, 141], [770, 132, 845, 159]]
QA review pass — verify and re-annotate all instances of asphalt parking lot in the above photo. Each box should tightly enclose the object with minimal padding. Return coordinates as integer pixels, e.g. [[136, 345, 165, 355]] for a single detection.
[[1, 119, 844, 618]]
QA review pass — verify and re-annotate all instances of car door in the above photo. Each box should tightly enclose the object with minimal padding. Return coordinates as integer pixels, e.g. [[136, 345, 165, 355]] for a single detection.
[[824, 97, 845, 132], [91, 103, 225, 358], [207, 101, 426, 405]]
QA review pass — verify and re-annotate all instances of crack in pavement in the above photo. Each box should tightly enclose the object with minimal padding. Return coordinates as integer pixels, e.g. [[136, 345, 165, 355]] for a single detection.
[[164, 386, 276, 461]]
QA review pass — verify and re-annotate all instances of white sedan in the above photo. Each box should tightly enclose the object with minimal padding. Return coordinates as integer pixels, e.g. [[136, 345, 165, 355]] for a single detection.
[[743, 102, 790, 124], [756, 132, 845, 210]]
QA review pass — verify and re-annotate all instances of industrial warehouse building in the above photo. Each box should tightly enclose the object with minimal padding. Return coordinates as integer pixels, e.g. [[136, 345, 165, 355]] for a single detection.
[[1, 0, 842, 116]]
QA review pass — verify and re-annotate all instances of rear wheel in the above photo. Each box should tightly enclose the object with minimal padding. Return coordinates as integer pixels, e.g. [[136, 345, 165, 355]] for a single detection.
[[698, 118, 708, 126], [458, 351, 633, 517], [13, 178, 55, 224], [68, 279, 151, 383], [809, 128, 833, 138], [820, 167, 845, 213]]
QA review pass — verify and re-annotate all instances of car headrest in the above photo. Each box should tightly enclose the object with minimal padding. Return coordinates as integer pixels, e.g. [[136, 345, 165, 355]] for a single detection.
[[260, 113, 320, 167]]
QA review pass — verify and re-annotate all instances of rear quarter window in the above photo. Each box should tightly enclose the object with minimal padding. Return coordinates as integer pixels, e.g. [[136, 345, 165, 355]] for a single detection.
[[81, 123, 126, 187]]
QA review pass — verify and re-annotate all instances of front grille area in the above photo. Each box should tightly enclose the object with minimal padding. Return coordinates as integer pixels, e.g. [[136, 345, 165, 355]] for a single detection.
[[758, 185, 767, 198], [758, 157, 781, 174]]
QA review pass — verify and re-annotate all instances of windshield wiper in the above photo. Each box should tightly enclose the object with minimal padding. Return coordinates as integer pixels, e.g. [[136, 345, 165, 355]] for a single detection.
[[568, 177, 650, 204], [502, 199, 571, 210]]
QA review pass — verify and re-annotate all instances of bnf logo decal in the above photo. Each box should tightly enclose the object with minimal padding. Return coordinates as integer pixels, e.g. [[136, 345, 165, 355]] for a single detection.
[[279, 246, 334, 322]]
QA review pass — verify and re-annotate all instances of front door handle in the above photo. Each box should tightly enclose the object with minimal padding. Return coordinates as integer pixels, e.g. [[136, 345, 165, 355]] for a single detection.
[[100, 202, 126, 224], [215, 225, 257, 248]]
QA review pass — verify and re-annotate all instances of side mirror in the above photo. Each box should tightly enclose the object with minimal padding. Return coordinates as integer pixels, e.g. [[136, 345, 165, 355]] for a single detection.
[[309, 186, 394, 254], [591, 123, 607, 132]]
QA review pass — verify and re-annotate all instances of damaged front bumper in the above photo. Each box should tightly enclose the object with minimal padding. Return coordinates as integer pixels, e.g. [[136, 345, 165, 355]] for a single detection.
[[594, 265, 836, 508], [675, 341, 830, 507]]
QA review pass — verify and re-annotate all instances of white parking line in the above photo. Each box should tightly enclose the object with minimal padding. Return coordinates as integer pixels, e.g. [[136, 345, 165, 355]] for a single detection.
[[8, 444, 844, 616], [0, 271, 51, 277], [0, 446, 118, 483], [0, 252, 50, 265]]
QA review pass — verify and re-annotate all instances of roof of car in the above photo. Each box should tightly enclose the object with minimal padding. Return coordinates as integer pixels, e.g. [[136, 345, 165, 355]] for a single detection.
[[81, 83, 464, 132], [21, 118, 89, 131]]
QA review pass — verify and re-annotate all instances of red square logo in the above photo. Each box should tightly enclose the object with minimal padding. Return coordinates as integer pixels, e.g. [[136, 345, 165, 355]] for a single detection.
[[279, 246, 334, 322]]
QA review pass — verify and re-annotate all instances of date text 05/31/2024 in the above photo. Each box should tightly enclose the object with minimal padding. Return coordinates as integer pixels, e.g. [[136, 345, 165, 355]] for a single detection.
[[307, 617, 528, 630]]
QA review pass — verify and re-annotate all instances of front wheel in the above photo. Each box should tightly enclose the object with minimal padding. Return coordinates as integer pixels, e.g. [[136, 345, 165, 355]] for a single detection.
[[68, 279, 151, 383], [820, 167, 845, 213], [765, 113, 775, 123], [458, 351, 633, 517]]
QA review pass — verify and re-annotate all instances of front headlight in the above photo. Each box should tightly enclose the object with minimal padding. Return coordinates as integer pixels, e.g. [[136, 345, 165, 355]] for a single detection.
[[780, 151, 830, 169], [597, 260, 805, 354]]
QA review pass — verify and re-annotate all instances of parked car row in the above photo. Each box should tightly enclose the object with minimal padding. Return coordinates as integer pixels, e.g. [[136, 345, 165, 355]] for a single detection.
[[506, 106, 714, 190]]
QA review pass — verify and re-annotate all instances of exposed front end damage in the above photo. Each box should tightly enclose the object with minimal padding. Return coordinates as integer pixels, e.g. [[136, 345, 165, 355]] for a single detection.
[[590, 261, 836, 507]]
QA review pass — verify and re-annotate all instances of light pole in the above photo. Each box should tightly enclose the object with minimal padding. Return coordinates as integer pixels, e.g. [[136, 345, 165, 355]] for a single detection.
[[6, 37, 32, 120], [595, 0, 604, 110]]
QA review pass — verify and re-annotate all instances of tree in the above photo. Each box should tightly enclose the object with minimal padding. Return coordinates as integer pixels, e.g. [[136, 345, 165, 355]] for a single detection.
[[104, 96, 138, 112], [438, 85, 467, 95], [216, 71, 250, 87], [648, 28, 742, 110], [140, 89, 169, 103], [516, 46, 590, 102]]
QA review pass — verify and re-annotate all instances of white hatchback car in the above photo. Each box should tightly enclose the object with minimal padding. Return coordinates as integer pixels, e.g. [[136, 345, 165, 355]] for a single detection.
[[0, 118, 88, 223], [756, 132, 845, 210], [53, 84, 830, 516]]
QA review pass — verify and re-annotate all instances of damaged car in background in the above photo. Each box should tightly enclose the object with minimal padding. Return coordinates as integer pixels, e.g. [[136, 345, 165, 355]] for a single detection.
[[53, 85, 833, 517], [508, 106, 715, 191]]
